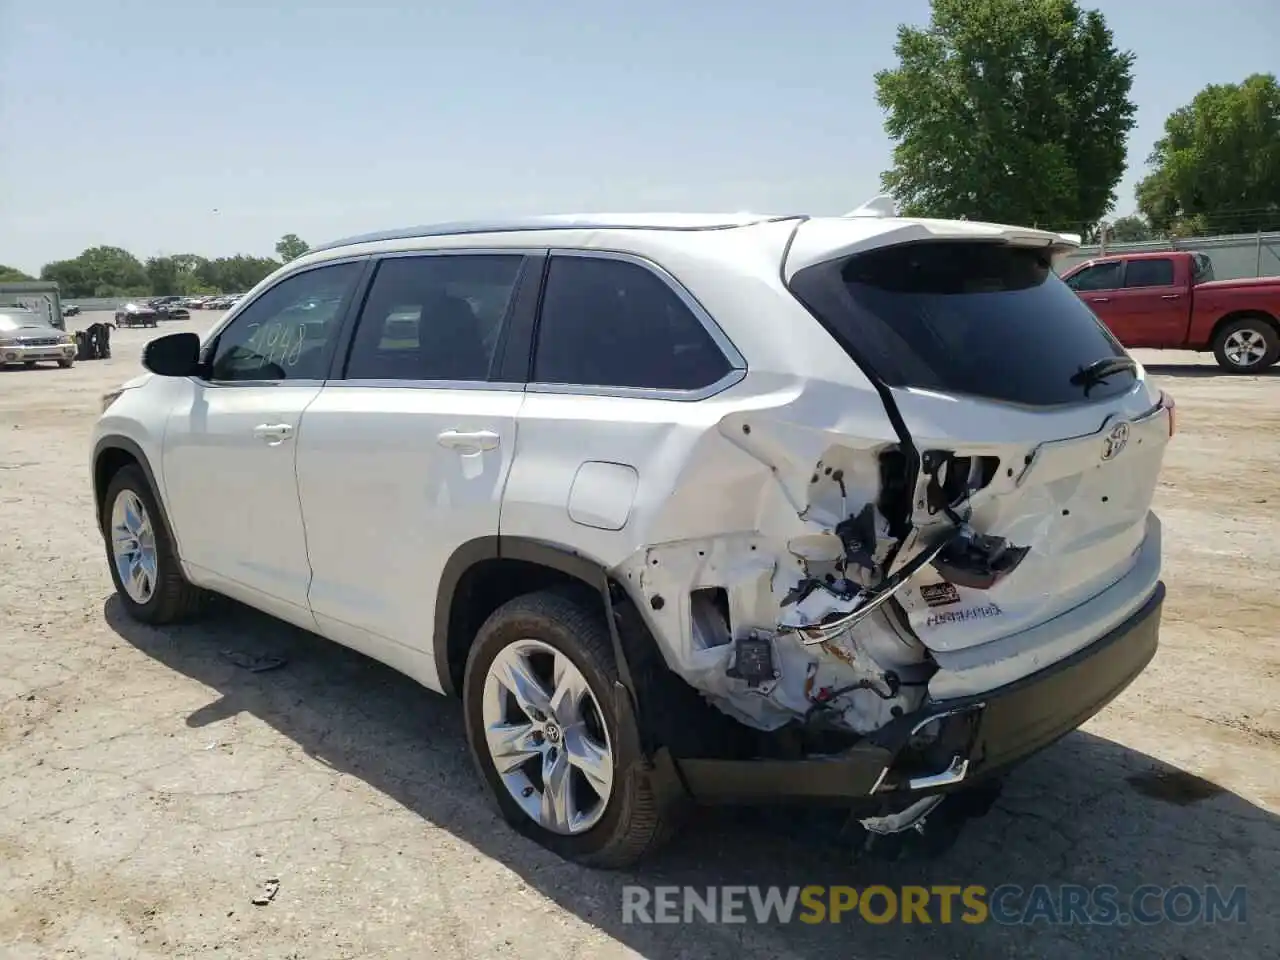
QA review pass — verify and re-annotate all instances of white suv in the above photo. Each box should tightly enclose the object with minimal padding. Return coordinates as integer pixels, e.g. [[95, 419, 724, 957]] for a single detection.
[[92, 212, 1174, 867]]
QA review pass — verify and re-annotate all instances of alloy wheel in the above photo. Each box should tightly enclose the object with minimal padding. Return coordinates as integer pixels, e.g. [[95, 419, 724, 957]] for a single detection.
[[1223, 328, 1268, 368], [111, 489, 158, 605], [480, 638, 614, 835]]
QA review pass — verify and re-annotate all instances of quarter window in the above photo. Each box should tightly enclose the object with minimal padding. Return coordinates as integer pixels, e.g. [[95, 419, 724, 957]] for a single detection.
[[532, 255, 731, 391], [1123, 258, 1175, 288], [344, 254, 524, 381], [207, 261, 362, 381], [1065, 261, 1122, 292]]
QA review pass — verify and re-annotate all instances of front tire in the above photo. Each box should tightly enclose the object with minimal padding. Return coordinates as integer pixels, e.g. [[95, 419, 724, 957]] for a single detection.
[[101, 464, 209, 624], [462, 590, 675, 868], [57, 359, 73, 368], [1213, 316, 1279, 373]]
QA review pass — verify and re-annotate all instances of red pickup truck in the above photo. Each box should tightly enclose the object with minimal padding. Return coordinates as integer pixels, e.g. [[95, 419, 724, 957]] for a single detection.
[[1060, 250, 1280, 373]]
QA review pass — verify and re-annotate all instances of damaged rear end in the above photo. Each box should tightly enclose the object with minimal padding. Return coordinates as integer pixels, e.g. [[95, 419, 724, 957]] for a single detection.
[[623, 219, 1172, 837]]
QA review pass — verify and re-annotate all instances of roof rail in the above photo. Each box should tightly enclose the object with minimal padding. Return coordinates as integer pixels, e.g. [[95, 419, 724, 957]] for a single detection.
[[309, 213, 801, 254]]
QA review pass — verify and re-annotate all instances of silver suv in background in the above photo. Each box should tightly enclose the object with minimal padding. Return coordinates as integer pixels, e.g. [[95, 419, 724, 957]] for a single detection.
[[0, 308, 77, 368]]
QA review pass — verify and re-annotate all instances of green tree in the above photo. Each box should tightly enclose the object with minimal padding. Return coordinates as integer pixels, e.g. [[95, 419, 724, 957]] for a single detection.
[[146, 256, 180, 296], [275, 233, 310, 262], [875, 0, 1136, 232], [171, 254, 215, 294], [40, 246, 149, 298], [204, 255, 281, 293], [1136, 73, 1280, 237], [0, 265, 34, 283], [1107, 215, 1153, 242]]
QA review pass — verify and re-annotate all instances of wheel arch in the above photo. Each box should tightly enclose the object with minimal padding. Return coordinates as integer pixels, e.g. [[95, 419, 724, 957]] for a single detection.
[[434, 537, 642, 699], [92, 436, 180, 551], [1210, 309, 1280, 346]]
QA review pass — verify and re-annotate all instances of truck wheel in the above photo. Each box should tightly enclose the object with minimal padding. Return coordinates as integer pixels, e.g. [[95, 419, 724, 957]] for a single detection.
[[462, 590, 677, 869], [57, 359, 73, 368], [102, 464, 210, 625], [1213, 316, 1279, 373]]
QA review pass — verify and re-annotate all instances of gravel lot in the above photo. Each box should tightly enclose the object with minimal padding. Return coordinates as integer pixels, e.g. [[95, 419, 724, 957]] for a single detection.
[[1, 311, 1277, 959]]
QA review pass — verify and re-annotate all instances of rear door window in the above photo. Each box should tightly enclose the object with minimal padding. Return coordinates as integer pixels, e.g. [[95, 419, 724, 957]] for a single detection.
[[789, 241, 1136, 407], [1123, 258, 1175, 288]]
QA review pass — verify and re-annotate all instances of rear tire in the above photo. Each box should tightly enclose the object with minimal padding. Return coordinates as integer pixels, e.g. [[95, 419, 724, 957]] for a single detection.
[[1212, 316, 1279, 373], [101, 463, 210, 625], [462, 590, 677, 869]]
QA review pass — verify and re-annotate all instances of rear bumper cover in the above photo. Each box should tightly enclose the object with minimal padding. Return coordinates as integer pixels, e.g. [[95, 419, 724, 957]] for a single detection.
[[671, 580, 1164, 804]]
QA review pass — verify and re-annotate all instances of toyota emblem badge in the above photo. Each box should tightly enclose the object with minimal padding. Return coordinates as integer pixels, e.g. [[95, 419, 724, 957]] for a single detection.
[[1101, 422, 1130, 461]]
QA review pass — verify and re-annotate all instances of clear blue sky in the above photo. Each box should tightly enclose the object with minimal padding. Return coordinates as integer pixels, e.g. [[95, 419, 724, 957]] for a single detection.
[[1, 0, 1276, 273]]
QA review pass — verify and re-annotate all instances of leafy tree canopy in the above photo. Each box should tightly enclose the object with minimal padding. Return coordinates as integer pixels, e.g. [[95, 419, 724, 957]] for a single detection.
[[41, 246, 148, 298], [34, 239, 309, 298], [1107, 215, 1153, 242], [875, 0, 1136, 233], [1136, 73, 1280, 237], [275, 233, 310, 262]]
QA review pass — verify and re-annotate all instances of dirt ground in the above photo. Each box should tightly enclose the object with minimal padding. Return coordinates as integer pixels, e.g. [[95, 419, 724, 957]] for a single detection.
[[1, 312, 1277, 959]]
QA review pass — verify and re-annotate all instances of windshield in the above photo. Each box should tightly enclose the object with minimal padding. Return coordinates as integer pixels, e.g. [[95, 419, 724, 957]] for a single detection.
[[790, 241, 1137, 407]]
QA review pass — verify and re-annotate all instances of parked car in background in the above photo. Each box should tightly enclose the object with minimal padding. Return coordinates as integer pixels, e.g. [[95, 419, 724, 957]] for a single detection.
[[115, 302, 159, 328], [92, 211, 1174, 867], [0, 307, 77, 367], [62, 303, 81, 317], [1061, 251, 1280, 373], [158, 302, 191, 321]]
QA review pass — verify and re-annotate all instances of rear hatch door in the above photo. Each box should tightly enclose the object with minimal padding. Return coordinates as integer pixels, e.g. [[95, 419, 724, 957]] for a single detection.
[[785, 222, 1172, 652]]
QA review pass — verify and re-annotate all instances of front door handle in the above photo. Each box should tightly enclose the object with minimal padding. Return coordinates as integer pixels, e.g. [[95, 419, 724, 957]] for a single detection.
[[1091, 297, 1110, 303], [437, 429, 500, 452], [1160, 294, 1181, 300], [253, 423, 294, 445]]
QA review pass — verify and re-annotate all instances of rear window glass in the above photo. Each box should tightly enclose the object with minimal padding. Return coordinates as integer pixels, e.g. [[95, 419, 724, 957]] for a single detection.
[[792, 242, 1136, 406]]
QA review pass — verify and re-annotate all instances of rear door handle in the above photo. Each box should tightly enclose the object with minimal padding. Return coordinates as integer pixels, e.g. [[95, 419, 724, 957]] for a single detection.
[[1091, 297, 1110, 303], [437, 429, 500, 452], [253, 423, 294, 445], [1160, 294, 1181, 300]]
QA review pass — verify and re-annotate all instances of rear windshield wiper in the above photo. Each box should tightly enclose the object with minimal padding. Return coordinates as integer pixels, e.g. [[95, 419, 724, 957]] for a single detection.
[[1069, 356, 1137, 395]]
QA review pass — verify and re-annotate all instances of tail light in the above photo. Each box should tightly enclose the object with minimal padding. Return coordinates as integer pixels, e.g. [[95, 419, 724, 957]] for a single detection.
[[1160, 390, 1177, 437]]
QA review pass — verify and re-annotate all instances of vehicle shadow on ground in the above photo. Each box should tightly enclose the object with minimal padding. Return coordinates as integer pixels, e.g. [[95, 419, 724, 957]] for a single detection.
[[1144, 363, 1280, 379], [105, 597, 1276, 960]]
